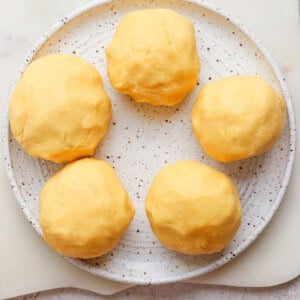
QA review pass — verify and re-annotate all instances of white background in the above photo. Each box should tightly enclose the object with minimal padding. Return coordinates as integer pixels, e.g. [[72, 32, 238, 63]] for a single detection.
[[0, 0, 299, 299]]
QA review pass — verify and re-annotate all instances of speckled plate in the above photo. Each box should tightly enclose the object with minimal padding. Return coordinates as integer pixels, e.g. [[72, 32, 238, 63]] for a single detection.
[[3, 0, 296, 285]]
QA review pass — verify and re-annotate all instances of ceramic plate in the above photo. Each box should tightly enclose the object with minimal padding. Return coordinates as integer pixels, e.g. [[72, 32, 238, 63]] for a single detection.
[[3, 0, 296, 284]]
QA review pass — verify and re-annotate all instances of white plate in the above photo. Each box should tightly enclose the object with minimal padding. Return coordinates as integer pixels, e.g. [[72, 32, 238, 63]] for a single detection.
[[3, 0, 296, 285]]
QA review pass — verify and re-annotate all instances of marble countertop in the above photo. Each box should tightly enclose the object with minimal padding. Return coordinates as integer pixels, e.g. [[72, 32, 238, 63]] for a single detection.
[[1, 0, 299, 299], [12, 277, 300, 299]]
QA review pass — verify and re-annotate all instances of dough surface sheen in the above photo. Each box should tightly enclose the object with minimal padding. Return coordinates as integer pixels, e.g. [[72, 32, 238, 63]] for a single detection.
[[9, 54, 111, 163], [146, 160, 241, 255], [106, 9, 200, 106], [40, 158, 135, 258], [191, 76, 286, 162]]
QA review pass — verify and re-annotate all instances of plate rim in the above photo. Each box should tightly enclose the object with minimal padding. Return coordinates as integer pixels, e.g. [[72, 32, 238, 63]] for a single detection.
[[2, 0, 296, 285]]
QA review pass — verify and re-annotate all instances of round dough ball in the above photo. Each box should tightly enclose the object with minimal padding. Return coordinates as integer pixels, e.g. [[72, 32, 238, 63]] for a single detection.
[[40, 158, 135, 258], [106, 9, 200, 106], [9, 54, 111, 163], [191, 76, 286, 162], [145, 160, 241, 255]]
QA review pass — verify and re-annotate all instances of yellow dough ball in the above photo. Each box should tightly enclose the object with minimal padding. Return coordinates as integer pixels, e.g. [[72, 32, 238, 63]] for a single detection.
[[40, 158, 135, 258], [191, 76, 286, 162], [145, 160, 241, 255], [9, 54, 111, 163], [106, 9, 200, 106]]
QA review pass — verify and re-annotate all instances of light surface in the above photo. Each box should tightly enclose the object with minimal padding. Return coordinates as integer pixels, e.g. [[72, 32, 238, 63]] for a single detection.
[[3, 0, 295, 284], [0, 0, 299, 298]]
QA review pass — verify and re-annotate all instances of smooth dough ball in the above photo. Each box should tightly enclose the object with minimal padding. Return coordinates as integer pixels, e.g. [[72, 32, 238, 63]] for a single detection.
[[9, 54, 111, 163], [40, 158, 135, 258], [191, 76, 286, 162], [146, 160, 241, 255], [106, 9, 200, 106]]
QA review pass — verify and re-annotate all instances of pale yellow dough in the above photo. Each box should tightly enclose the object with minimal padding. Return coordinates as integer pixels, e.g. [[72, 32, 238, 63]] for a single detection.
[[40, 158, 135, 259], [145, 160, 241, 255], [9, 54, 111, 163], [106, 9, 200, 106], [191, 76, 286, 162]]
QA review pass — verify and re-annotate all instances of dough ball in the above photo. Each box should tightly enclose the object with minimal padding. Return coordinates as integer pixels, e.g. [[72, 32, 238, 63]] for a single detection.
[[146, 160, 241, 255], [9, 54, 111, 163], [106, 9, 200, 106], [40, 158, 135, 258], [191, 76, 286, 162]]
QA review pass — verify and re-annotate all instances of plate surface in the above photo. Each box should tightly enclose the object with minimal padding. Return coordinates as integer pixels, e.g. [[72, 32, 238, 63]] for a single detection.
[[3, 0, 296, 284]]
